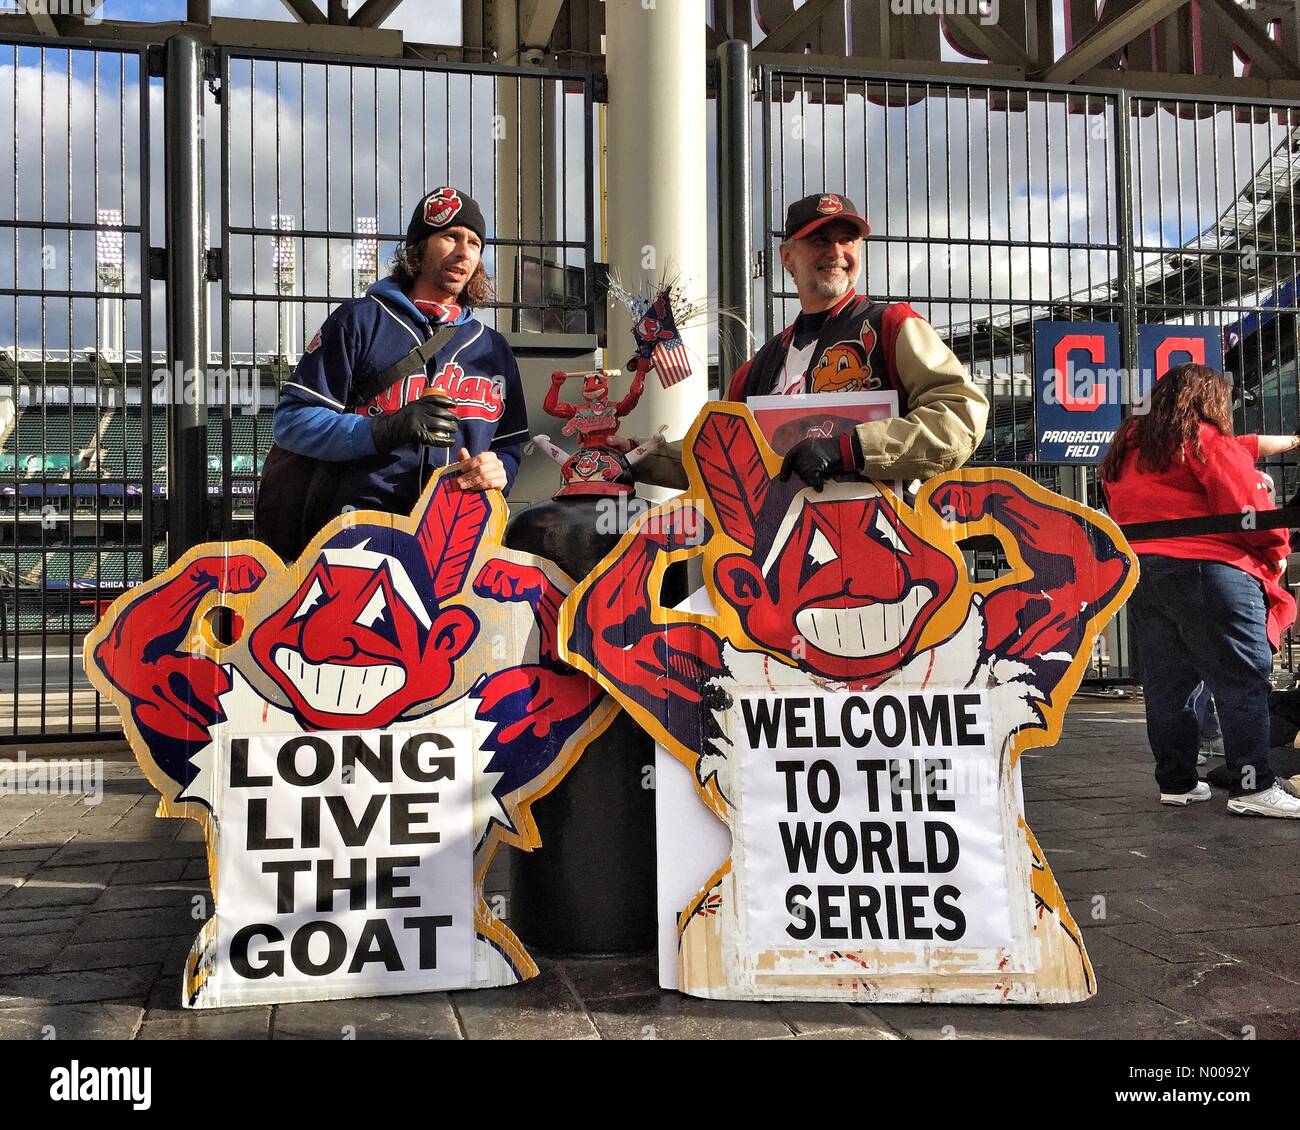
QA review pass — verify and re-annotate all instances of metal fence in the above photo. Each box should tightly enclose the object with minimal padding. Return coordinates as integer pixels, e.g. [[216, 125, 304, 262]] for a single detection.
[[209, 47, 596, 541], [0, 33, 596, 742], [0, 35, 153, 739], [751, 64, 1300, 684], [8, 33, 1300, 734]]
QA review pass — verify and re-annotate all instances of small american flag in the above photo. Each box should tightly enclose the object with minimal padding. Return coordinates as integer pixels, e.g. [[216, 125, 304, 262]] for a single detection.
[[651, 339, 692, 387], [632, 288, 693, 389]]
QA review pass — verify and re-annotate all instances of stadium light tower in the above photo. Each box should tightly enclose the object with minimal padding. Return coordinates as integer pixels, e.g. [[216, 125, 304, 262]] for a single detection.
[[271, 214, 298, 360], [355, 215, 378, 294], [95, 208, 124, 360]]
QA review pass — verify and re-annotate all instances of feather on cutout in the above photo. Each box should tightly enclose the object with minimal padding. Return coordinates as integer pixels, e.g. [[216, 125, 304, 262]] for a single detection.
[[693, 413, 769, 551], [418, 480, 490, 601]]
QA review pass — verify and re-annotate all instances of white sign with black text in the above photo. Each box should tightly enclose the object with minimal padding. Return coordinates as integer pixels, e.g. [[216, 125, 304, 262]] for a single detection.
[[205, 727, 475, 1007], [733, 687, 1014, 953]]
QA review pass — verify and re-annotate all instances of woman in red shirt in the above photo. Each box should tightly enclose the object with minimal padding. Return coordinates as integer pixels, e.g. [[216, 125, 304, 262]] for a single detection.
[[1101, 363, 1300, 818]]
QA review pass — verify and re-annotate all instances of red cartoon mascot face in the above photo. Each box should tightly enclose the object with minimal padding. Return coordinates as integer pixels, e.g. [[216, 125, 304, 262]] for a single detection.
[[713, 481, 960, 682], [817, 194, 844, 216], [423, 186, 464, 228], [248, 541, 477, 731], [581, 373, 610, 402], [233, 476, 492, 731], [569, 449, 608, 480]]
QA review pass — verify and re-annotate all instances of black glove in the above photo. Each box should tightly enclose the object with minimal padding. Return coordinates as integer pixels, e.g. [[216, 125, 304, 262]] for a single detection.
[[779, 435, 860, 492], [370, 394, 459, 453]]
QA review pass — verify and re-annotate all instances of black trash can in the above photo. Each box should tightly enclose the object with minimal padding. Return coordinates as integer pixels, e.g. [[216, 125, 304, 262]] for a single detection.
[[502, 495, 657, 954]]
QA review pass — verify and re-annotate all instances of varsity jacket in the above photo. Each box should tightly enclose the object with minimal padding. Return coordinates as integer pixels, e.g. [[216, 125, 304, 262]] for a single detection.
[[272, 277, 528, 516], [727, 291, 989, 481]]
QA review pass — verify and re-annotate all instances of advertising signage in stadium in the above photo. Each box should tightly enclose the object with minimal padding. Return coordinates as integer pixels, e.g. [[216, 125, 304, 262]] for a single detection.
[[1033, 322, 1223, 464]]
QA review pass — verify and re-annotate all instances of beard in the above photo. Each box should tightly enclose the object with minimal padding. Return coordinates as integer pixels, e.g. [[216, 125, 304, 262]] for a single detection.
[[435, 268, 469, 295], [807, 262, 854, 299]]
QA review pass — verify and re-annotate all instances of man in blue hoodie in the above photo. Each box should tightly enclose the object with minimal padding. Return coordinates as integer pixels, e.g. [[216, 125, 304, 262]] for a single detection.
[[259, 187, 529, 559]]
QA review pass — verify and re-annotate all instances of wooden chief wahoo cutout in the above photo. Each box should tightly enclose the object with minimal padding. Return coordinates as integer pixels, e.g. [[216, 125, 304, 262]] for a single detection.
[[560, 404, 1138, 1003], [85, 470, 616, 1008]]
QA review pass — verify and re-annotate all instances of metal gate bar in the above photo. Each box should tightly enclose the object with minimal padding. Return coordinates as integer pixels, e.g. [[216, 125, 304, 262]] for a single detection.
[[0, 33, 152, 743], [750, 65, 1300, 684], [211, 47, 596, 542], [0, 34, 597, 743]]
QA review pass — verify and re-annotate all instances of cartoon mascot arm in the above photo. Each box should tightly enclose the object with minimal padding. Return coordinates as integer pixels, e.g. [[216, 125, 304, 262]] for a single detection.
[[92, 554, 266, 766], [567, 502, 732, 764], [472, 559, 565, 664], [614, 357, 649, 417], [931, 476, 1129, 690], [543, 371, 577, 419], [471, 558, 603, 748]]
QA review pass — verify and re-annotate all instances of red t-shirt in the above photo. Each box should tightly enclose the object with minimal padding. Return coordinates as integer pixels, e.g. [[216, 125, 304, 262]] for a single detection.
[[1104, 423, 1295, 648]]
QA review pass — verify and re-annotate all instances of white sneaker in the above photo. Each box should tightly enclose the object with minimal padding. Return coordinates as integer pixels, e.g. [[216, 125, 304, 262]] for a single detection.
[[1227, 779, 1300, 818], [1161, 781, 1211, 806]]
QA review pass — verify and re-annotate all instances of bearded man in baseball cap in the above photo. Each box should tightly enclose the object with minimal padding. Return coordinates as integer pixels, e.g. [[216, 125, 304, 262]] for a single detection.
[[727, 191, 988, 489], [258, 187, 530, 560], [618, 191, 987, 494]]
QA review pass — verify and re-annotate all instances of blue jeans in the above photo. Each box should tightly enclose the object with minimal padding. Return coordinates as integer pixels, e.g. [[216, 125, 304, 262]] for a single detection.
[[1130, 556, 1275, 798]]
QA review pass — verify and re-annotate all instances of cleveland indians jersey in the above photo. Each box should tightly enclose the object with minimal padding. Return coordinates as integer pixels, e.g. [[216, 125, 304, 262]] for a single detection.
[[278, 277, 529, 515]]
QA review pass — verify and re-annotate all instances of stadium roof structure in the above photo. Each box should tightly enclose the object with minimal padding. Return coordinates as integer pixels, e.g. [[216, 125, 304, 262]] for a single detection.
[[4, 2, 1300, 97], [943, 111, 1300, 387]]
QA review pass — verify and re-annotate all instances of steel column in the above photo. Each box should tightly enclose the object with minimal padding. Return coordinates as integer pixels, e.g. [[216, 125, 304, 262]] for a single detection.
[[163, 35, 208, 560], [717, 39, 753, 387]]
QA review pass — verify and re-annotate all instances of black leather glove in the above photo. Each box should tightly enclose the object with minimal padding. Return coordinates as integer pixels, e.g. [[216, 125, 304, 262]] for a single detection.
[[370, 394, 459, 453], [779, 434, 860, 492]]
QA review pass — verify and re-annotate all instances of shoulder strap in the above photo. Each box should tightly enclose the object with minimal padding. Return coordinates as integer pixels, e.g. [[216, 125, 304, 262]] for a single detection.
[[741, 326, 797, 400], [348, 323, 460, 408]]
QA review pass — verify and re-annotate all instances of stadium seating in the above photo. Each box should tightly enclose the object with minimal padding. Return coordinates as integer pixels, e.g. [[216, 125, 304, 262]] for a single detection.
[[4, 404, 267, 636], [1, 408, 104, 475]]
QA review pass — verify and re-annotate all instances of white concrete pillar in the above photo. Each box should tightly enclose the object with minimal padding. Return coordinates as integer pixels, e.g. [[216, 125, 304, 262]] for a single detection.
[[493, 0, 557, 332], [605, 0, 709, 446]]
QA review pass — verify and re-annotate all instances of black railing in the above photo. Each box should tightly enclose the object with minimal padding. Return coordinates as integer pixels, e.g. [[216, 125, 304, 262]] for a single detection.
[[749, 65, 1300, 683], [0, 32, 597, 742]]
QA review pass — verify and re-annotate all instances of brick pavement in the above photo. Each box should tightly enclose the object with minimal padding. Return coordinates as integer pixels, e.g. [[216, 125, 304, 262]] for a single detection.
[[2, 699, 1299, 1040]]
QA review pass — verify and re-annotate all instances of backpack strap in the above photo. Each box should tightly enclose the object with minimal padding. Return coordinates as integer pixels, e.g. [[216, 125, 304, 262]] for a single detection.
[[348, 323, 460, 408]]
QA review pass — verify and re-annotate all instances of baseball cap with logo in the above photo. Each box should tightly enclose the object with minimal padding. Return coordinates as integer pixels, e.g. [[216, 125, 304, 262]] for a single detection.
[[406, 186, 487, 247], [783, 193, 871, 241]]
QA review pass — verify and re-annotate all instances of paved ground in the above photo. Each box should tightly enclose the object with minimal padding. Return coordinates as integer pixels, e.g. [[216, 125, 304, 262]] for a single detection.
[[2, 697, 1300, 1040]]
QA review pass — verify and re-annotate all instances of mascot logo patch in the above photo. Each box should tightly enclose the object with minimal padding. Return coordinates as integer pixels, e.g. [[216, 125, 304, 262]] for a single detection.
[[85, 471, 615, 1008], [559, 403, 1137, 1004], [424, 186, 464, 228], [810, 343, 873, 393], [816, 194, 845, 216], [809, 324, 879, 393]]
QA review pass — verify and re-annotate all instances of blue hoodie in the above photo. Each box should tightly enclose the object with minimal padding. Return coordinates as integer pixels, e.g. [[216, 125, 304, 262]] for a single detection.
[[272, 277, 528, 516]]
